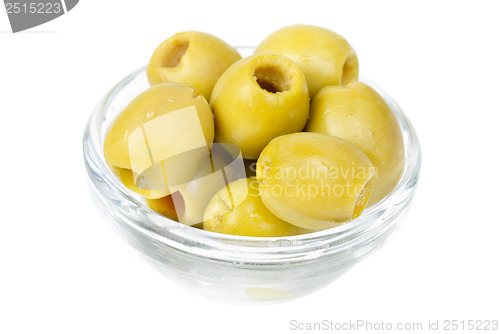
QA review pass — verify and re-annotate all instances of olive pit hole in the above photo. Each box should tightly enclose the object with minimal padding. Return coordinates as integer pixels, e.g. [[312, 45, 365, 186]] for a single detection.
[[162, 39, 189, 68], [254, 65, 292, 93], [341, 54, 358, 84]]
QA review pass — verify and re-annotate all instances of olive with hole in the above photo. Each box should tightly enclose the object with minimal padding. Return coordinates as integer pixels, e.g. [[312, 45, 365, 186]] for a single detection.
[[147, 31, 241, 100], [210, 53, 310, 160], [257, 132, 376, 230], [255, 24, 358, 97]]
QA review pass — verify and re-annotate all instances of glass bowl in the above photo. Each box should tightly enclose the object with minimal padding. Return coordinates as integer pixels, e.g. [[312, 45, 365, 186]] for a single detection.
[[83, 65, 421, 304]]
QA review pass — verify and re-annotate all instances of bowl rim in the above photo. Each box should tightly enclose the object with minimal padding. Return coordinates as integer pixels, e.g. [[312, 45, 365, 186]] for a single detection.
[[83, 65, 421, 264]]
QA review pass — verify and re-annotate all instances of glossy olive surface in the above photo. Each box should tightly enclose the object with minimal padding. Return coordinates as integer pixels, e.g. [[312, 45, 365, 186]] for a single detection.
[[210, 53, 310, 159]]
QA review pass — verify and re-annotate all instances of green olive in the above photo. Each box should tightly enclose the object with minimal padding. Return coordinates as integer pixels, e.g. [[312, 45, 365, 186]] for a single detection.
[[306, 81, 404, 205], [255, 24, 358, 97], [103, 83, 214, 198], [210, 53, 310, 159], [203, 178, 307, 237], [257, 132, 376, 230], [146, 195, 178, 221], [146, 194, 203, 229], [147, 31, 241, 101]]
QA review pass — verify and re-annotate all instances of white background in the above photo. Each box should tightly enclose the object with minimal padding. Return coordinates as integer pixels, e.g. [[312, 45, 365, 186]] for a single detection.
[[1, 1, 499, 333]]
